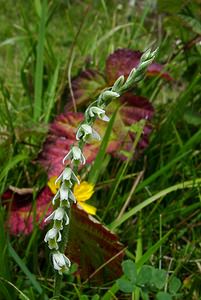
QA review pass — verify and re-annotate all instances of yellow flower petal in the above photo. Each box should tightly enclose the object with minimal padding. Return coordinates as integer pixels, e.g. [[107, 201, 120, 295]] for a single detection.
[[48, 177, 96, 215], [73, 181, 94, 202], [48, 176, 60, 194], [78, 202, 97, 215]]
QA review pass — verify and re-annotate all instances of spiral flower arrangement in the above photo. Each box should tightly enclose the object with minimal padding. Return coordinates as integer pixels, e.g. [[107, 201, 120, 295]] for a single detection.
[[43, 48, 158, 293]]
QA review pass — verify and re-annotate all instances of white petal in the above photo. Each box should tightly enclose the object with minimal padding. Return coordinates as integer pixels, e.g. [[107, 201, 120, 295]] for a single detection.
[[63, 255, 71, 268], [52, 190, 60, 205], [80, 152, 86, 164], [101, 114, 110, 122], [44, 211, 55, 223], [62, 168, 72, 181], [62, 150, 72, 164], [57, 231, 62, 242], [69, 190, 76, 203], [44, 228, 57, 241], [64, 212, 69, 225], [75, 127, 83, 140], [89, 106, 104, 117], [82, 124, 92, 134], [71, 170, 80, 184], [55, 173, 62, 185], [92, 129, 101, 140], [72, 146, 81, 160], [52, 252, 71, 274], [54, 207, 65, 220], [52, 253, 63, 271], [60, 183, 69, 201]]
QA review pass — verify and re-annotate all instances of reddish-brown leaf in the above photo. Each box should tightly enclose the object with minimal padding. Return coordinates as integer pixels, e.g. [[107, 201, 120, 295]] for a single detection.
[[68, 205, 124, 282], [3, 187, 52, 235], [106, 48, 172, 85], [39, 92, 154, 177], [3, 187, 124, 282]]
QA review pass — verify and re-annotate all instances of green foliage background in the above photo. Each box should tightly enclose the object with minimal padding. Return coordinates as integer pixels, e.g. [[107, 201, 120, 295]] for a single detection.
[[0, 0, 201, 299]]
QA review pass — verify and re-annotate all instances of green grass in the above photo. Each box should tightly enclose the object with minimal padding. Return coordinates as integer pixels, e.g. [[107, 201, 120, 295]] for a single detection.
[[0, 0, 201, 299]]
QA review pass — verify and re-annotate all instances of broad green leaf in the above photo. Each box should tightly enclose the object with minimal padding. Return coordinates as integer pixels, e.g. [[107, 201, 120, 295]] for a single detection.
[[151, 269, 167, 290], [137, 265, 154, 286], [122, 260, 137, 284], [184, 111, 201, 126], [80, 296, 89, 300], [117, 277, 135, 293], [156, 291, 172, 300], [168, 277, 181, 294]]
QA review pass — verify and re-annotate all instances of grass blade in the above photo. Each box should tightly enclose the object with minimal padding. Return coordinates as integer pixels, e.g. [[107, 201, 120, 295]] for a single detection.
[[8, 243, 44, 296], [88, 108, 118, 184], [110, 178, 201, 230], [44, 62, 60, 123], [0, 154, 28, 184], [33, 0, 47, 121], [0, 277, 30, 300]]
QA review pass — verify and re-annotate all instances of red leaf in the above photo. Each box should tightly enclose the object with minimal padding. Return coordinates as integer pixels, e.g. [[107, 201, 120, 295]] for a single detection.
[[106, 48, 172, 84], [68, 205, 124, 282], [38, 112, 101, 178], [39, 93, 154, 177], [4, 187, 52, 235], [4, 188, 124, 282]]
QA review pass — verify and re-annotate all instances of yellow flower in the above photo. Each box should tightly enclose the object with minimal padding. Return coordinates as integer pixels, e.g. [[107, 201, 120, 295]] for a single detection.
[[48, 176, 60, 194], [47, 177, 96, 215], [73, 181, 96, 215]]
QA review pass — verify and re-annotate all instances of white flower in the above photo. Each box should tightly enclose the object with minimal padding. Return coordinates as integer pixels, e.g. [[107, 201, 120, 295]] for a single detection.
[[76, 124, 101, 142], [97, 90, 120, 106], [44, 228, 61, 250], [62, 146, 86, 165], [52, 252, 71, 274], [52, 183, 76, 206], [45, 207, 69, 230], [56, 167, 80, 187], [88, 106, 110, 122]]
